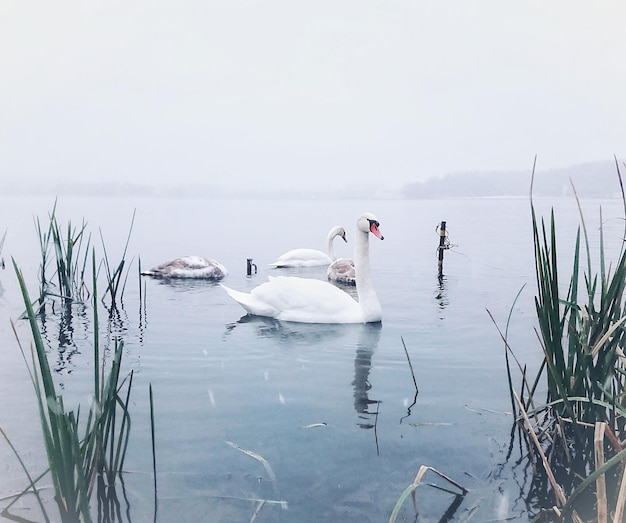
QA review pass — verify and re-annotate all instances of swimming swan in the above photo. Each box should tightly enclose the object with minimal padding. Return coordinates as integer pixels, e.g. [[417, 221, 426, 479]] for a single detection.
[[221, 213, 383, 323], [269, 225, 347, 268], [141, 256, 228, 280], [327, 257, 356, 285]]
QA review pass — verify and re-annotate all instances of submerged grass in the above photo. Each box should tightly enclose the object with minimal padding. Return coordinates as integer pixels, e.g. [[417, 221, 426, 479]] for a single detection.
[[226, 440, 287, 521], [388, 465, 467, 523], [502, 161, 626, 521]]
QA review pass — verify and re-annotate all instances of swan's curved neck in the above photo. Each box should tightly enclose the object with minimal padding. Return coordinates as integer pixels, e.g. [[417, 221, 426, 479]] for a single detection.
[[326, 231, 337, 261], [354, 229, 381, 322]]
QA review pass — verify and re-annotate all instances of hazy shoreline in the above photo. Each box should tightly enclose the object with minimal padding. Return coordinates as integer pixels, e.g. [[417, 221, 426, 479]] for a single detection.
[[2, 159, 624, 200]]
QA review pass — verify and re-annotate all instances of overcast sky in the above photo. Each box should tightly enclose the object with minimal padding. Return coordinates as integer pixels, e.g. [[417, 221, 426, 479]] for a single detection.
[[1, 1, 625, 192]]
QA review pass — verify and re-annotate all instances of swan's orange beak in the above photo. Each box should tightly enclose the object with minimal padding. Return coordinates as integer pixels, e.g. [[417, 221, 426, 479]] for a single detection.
[[370, 222, 384, 240]]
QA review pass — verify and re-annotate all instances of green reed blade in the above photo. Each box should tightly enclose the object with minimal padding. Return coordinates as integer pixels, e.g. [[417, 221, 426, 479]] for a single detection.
[[92, 251, 99, 402], [12, 260, 57, 403], [112, 371, 133, 475]]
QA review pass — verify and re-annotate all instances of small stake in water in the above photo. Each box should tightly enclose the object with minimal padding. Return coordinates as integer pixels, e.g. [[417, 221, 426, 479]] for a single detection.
[[437, 221, 448, 281], [246, 258, 257, 277]]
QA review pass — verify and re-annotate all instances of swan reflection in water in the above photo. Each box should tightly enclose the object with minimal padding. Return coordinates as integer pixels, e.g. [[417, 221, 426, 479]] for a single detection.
[[352, 322, 382, 429], [147, 277, 224, 292], [225, 315, 381, 430]]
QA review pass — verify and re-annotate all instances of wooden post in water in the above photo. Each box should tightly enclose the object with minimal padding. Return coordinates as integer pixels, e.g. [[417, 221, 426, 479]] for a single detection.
[[437, 221, 446, 280], [246, 258, 257, 277]]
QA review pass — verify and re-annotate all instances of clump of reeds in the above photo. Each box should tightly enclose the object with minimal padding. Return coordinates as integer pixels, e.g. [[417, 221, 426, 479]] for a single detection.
[[2, 203, 147, 522], [34, 200, 91, 308], [33, 202, 135, 313], [0, 202, 156, 523], [502, 162, 626, 521], [6, 254, 133, 522]]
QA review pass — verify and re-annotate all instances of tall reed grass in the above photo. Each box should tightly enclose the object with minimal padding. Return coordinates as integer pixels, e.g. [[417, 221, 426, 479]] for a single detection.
[[34, 200, 91, 307], [2, 206, 150, 522], [8, 255, 133, 522], [33, 203, 135, 312], [503, 163, 626, 521]]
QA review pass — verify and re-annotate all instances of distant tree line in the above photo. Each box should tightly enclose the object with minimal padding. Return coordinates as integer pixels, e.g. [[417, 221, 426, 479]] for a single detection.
[[402, 160, 625, 199]]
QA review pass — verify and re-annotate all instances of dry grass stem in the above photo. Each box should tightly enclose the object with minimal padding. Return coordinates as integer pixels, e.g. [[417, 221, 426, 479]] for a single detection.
[[513, 390, 566, 507], [594, 422, 608, 523], [388, 465, 466, 523]]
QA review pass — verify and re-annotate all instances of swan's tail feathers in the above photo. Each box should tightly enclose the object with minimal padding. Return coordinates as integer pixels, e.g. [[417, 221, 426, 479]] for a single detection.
[[220, 284, 248, 304], [220, 284, 277, 318]]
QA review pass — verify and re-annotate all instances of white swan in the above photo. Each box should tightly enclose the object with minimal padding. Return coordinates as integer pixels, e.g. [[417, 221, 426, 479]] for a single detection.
[[269, 225, 347, 268], [141, 256, 228, 280], [221, 212, 384, 323]]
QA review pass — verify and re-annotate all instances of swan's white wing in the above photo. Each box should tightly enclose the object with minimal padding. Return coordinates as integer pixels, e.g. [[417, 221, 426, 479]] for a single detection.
[[222, 276, 363, 323], [269, 248, 332, 267], [265, 276, 360, 322]]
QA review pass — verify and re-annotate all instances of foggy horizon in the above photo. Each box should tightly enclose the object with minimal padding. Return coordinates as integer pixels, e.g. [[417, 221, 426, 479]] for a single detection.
[[2, 157, 624, 200]]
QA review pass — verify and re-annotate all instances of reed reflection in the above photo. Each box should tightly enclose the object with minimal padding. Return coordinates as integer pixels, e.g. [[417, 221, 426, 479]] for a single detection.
[[37, 299, 89, 378], [36, 296, 132, 379]]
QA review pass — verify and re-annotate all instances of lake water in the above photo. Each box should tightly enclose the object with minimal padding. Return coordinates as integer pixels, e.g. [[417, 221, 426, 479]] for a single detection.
[[1, 194, 624, 522]]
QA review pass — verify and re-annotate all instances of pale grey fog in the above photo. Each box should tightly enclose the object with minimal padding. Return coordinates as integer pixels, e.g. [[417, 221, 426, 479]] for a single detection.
[[1, 2, 626, 198]]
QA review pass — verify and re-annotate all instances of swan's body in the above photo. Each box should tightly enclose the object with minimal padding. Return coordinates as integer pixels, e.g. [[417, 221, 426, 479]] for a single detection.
[[222, 213, 383, 323], [269, 225, 347, 268], [141, 256, 228, 280], [327, 257, 356, 285]]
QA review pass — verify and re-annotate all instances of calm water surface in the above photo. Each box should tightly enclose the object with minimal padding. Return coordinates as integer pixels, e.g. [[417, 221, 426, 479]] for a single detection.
[[1, 195, 624, 522]]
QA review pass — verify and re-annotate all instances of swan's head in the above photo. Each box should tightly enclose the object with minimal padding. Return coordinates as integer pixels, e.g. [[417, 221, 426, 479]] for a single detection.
[[357, 212, 384, 240], [338, 227, 347, 243], [329, 225, 348, 243]]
